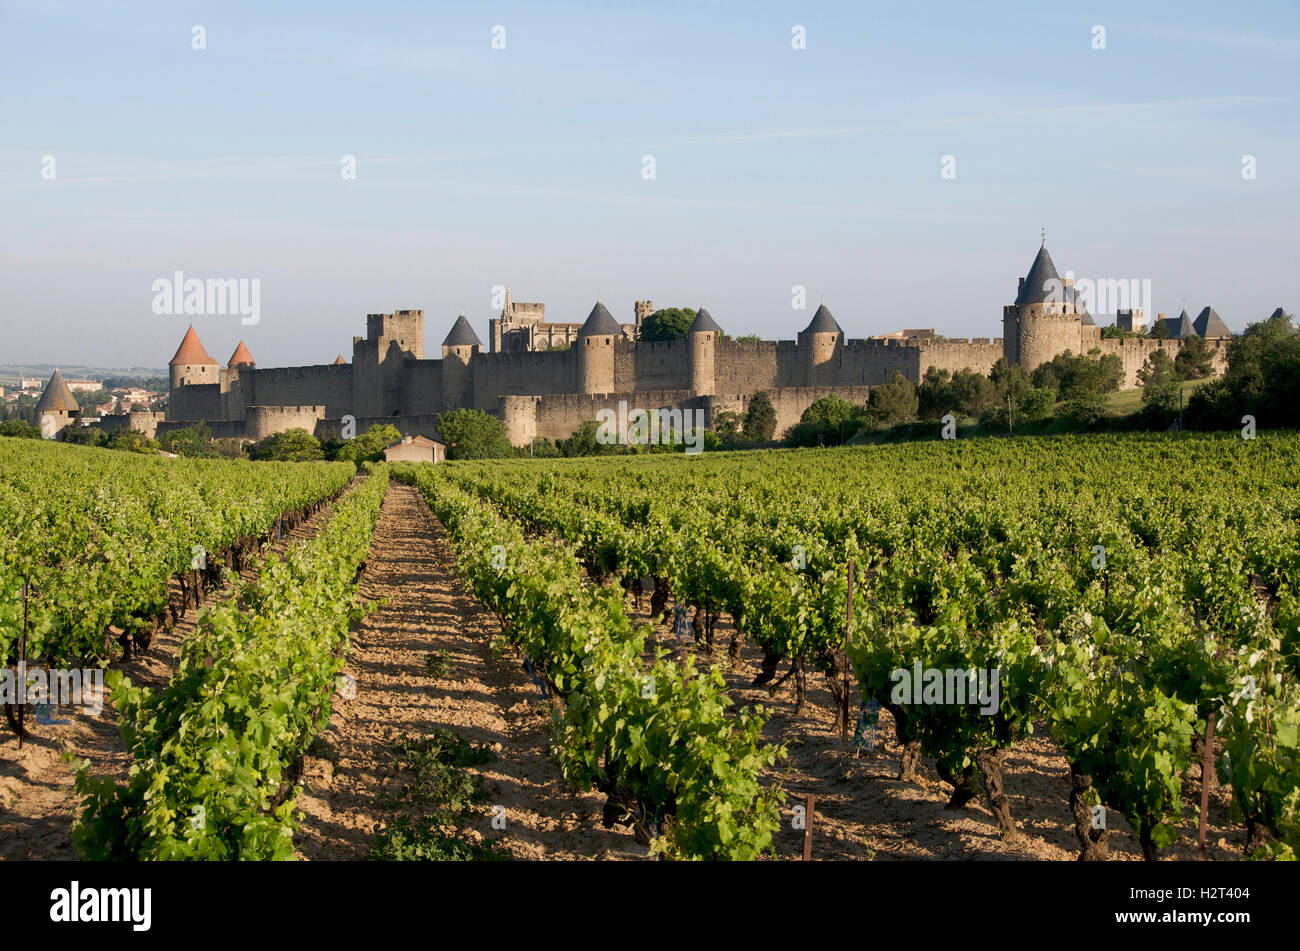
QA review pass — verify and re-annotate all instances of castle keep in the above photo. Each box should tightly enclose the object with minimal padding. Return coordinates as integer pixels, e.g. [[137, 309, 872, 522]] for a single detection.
[[152, 242, 1233, 447]]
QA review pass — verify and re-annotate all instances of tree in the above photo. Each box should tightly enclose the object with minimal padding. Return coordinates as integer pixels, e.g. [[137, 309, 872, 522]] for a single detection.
[[63, 425, 108, 447], [436, 409, 514, 459], [982, 359, 1051, 429], [867, 371, 918, 426], [526, 437, 561, 457], [951, 368, 997, 417], [558, 419, 629, 457], [712, 410, 743, 447], [917, 367, 954, 420], [1032, 350, 1123, 400], [639, 308, 697, 342], [785, 394, 866, 446], [106, 429, 161, 454], [1138, 350, 1181, 415], [337, 424, 401, 463], [1056, 391, 1110, 427], [1174, 336, 1214, 380], [160, 422, 218, 458], [742, 391, 777, 442], [1187, 310, 1295, 429], [248, 428, 324, 461], [0, 419, 41, 439]]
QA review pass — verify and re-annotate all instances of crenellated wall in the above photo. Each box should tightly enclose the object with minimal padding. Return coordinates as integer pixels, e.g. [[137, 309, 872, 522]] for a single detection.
[[714, 338, 785, 393], [226, 364, 352, 420], [616, 337, 692, 391], [834, 339, 923, 385], [469, 348, 579, 406], [96, 411, 166, 438], [1098, 337, 1230, 388], [246, 405, 326, 440], [915, 338, 1005, 377]]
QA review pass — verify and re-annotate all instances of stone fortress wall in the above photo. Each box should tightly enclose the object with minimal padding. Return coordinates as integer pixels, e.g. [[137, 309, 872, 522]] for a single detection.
[[150, 242, 1244, 448]]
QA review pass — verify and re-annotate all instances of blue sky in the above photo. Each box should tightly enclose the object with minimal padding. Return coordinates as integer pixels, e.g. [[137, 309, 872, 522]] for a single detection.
[[1, 0, 1297, 367]]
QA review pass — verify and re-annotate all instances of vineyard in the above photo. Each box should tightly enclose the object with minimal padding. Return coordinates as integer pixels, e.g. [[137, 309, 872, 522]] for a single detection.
[[1, 433, 1298, 861]]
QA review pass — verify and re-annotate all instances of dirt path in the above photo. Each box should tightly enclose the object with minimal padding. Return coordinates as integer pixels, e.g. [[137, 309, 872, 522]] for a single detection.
[[0, 486, 349, 861], [295, 482, 634, 860]]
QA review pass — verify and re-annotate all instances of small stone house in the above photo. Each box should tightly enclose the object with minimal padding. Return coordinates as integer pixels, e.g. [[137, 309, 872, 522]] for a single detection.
[[383, 434, 445, 463]]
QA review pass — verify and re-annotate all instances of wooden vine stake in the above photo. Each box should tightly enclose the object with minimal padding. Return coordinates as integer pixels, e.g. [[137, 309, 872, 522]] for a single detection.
[[1198, 711, 1217, 860], [802, 794, 816, 861], [18, 579, 28, 750], [1198, 638, 1225, 860], [841, 559, 855, 740]]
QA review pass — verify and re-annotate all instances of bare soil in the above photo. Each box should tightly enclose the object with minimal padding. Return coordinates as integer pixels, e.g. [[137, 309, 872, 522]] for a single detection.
[[295, 482, 635, 860]]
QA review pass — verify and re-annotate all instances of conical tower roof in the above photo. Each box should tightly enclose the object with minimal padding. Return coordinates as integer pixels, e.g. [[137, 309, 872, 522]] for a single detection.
[[579, 301, 621, 336], [228, 341, 255, 367], [169, 325, 218, 366], [690, 306, 722, 334], [1015, 242, 1062, 306], [442, 313, 482, 348], [1171, 309, 1196, 339], [333, 354, 347, 365], [803, 301, 842, 334], [35, 369, 80, 414], [1193, 306, 1231, 339]]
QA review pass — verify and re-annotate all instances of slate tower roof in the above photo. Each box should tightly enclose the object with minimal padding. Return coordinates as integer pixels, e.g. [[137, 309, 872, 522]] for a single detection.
[[1193, 306, 1231, 339], [1015, 243, 1062, 306], [35, 369, 80, 414], [442, 313, 483, 348], [690, 307, 722, 334], [803, 302, 842, 334], [578, 301, 621, 336]]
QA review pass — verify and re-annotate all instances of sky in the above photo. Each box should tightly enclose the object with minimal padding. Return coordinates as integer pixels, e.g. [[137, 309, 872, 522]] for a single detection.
[[1, 0, 1297, 368]]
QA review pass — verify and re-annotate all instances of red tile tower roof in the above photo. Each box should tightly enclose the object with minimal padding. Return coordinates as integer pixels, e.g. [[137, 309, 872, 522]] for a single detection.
[[169, 325, 219, 366], [228, 340, 255, 367]]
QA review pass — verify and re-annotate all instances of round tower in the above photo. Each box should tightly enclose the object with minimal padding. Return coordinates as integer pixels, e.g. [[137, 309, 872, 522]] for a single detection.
[[798, 301, 843, 385], [689, 306, 721, 396], [34, 368, 81, 438], [440, 312, 482, 408], [1003, 239, 1087, 372], [577, 301, 618, 395], [168, 324, 220, 391]]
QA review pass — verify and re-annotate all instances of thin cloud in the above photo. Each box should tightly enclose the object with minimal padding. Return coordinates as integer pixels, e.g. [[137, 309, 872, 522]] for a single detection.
[[0, 149, 497, 189], [1115, 19, 1300, 57], [634, 96, 1288, 149]]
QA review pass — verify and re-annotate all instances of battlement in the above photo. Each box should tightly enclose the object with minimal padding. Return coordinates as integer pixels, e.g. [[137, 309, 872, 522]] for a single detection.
[[920, 337, 1004, 347], [364, 309, 424, 359], [245, 404, 326, 440]]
